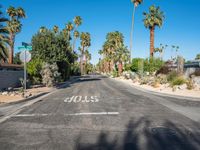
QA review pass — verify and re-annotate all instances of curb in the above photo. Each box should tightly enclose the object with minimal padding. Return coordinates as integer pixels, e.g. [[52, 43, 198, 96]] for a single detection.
[[110, 77, 200, 101], [0, 77, 80, 124]]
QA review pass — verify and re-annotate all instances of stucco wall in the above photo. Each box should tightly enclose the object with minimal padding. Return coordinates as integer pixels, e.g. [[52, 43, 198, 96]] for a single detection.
[[0, 70, 23, 90]]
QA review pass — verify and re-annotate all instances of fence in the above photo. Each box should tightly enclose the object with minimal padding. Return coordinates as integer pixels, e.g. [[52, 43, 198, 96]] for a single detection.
[[0, 64, 23, 90]]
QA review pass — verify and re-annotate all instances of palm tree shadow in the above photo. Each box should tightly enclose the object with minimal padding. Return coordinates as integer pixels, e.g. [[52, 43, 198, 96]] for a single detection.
[[75, 117, 200, 150]]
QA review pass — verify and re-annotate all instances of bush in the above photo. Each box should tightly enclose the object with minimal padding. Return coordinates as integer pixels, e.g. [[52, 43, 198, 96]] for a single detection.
[[130, 58, 144, 72], [157, 75, 168, 84], [144, 58, 164, 74], [156, 65, 171, 76], [167, 71, 178, 82], [190, 69, 200, 77], [112, 70, 118, 78], [27, 59, 43, 84], [170, 76, 186, 87], [40, 63, 61, 87], [140, 77, 149, 85], [186, 79, 195, 90], [71, 62, 81, 76]]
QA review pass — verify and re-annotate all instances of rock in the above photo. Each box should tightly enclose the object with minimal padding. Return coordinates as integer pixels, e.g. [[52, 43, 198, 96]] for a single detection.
[[2, 91, 8, 96], [178, 84, 187, 90], [25, 93, 32, 97], [7, 87, 13, 91], [10, 93, 16, 97], [152, 83, 161, 88], [172, 86, 177, 92]]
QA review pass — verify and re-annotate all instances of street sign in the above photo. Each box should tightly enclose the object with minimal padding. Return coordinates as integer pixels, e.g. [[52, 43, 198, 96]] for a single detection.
[[18, 46, 32, 51], [20, 50, 31, 63]]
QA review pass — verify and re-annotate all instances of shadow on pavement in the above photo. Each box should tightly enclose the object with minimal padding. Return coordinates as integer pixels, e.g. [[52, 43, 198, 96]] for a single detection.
[[75, 117, 200, 150]]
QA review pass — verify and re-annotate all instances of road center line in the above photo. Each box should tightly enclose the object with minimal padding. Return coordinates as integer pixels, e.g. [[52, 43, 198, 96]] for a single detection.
[[13, 112, 119, 117]]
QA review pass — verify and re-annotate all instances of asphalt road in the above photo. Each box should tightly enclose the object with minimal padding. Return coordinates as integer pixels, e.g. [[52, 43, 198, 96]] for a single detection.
[[0, 75, 200, 150]]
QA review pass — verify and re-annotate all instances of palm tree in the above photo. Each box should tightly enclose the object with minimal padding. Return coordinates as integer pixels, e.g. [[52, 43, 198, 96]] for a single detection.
[[72, 16, 82, 51], [80, 32, 91, 75], [0, 7, 9, 63], [143, 5, 164, 57], [195, 54, 200, 60], [73, 16, 82, 28], [7, 6, 26, 64], [39, 26, 47, 33], [16, 7, 26, 19], [130, 0, 143, 61], [115, 46, 129, 76], [66, 22, 74, 40], [85, 49, 91, 64], [53, 25, 59, 34], [73, 30, 79, 52]]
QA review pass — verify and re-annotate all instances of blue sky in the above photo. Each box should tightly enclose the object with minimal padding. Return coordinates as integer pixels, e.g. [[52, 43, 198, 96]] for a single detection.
[[1, 0, 200, 64]]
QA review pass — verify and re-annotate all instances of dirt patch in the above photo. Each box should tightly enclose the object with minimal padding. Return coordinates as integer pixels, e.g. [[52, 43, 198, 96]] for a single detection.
[[0, 86, 53, 104]]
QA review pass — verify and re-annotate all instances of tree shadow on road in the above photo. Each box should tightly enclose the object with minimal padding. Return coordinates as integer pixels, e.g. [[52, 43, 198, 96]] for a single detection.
[[75, 117, 200, 150]]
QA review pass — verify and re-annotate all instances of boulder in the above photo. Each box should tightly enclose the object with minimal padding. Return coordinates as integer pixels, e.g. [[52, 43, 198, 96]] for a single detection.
[[2, 91, 8, 96]]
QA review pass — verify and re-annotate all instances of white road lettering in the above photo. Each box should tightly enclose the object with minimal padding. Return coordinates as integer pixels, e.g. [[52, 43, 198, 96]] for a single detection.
[[64, 96, 99, 103]]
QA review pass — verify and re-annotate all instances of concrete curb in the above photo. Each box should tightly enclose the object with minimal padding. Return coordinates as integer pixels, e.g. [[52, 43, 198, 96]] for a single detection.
[[110, 77, 200, 101], [0, 77, 80, 124]]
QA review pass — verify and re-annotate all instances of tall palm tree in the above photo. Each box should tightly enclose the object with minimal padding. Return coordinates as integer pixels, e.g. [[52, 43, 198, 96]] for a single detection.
[[39, 26, 47, 33], [7, 6, 26, 64], [143, 5, 164, 58], [85, 49, 91, 67], [53, 25, 59, 34], [72, 16, 82, 51], [73, 30, 79, 52], [130, 0, 143, 61], [115, 46, 129, 76], [0, 7, 9, 63], [80, 32, 91, 75], [73, 16, 82, 28], [66, 22, 74, 40]]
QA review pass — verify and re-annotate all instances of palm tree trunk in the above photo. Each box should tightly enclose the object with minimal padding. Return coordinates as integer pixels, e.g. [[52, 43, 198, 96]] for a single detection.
[[72, 38, 76, 52], [118, 61, 123, 76], [130, 5, 136, 62], [8, 33, 14, 64], [150, 26, 155, 58], [80, 47, 84, 75], [108, 61, 111, 73]]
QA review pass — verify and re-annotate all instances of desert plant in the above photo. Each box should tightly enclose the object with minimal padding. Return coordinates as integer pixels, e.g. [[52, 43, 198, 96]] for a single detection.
[[186, 79, 195, 90], [156, 65, 171, 76], [170, 76, 186, 87], [27, 59, 43, 84], [40, 63, 61, 87], [157, 75, 168, 84], [112, 70, 118, 78], [151, 79, 160, 88], [167, 71, 178, 82], [144, 57, 164, 74], [140, 76, 149, 85]]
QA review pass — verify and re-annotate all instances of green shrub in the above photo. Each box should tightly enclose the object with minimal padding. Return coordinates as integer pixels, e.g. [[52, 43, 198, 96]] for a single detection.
[[27, 59, 43, 84], [112, 70, 118, 78], [144, 58, 164, 74], [130, 58, 144, 72], [167, 71, 178, 82], [170, 76, 186, 87]]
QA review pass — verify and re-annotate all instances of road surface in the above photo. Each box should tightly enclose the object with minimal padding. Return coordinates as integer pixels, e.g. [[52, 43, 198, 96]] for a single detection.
[[0, 75, 200, 150]]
